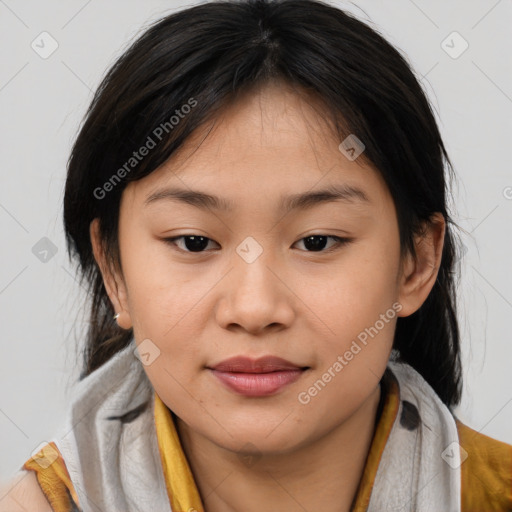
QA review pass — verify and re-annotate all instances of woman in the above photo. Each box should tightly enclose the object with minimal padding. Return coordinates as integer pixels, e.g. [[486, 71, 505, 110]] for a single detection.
[[2, 0, 511, 510]]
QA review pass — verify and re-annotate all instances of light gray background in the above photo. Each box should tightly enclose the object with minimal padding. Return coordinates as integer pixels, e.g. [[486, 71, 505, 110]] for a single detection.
[[1, 0, 511, 482]]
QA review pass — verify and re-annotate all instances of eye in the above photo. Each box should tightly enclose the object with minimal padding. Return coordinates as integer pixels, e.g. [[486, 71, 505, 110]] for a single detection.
[[294, 235, 353, 253], [163, 234, 353, 254], [163, 235, 219, 253]]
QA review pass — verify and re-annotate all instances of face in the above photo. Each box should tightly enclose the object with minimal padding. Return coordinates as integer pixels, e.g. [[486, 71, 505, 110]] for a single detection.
[[92, 81, 440, 456]]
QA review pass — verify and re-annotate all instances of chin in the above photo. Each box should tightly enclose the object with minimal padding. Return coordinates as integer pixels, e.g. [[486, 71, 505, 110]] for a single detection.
[[212, 422, 307, 456]]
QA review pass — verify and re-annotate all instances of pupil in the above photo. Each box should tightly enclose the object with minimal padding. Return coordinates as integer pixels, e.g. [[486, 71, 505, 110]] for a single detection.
[[304, 235, 327, 251], [184, 236, 209, 252]]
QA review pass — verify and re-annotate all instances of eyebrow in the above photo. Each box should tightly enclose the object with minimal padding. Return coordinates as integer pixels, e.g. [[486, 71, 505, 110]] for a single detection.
[[144, 183, 370, 213]]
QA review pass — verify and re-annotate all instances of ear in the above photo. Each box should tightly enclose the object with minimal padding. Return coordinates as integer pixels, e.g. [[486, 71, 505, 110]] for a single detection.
[[89, 218, 133, 329], [396, 212, 446, 317]]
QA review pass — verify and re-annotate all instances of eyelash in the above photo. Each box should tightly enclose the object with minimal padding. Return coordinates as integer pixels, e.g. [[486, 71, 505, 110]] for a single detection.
[[163, 234, 353, 254]]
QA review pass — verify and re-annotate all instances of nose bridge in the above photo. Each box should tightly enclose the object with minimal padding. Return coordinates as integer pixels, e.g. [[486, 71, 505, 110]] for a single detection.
[[215, 236, 294, 332], [232, 238, 278, 300]]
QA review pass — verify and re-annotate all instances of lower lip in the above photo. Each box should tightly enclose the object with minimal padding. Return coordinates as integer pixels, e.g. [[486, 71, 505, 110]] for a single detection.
[[209, 369, 305, 396]]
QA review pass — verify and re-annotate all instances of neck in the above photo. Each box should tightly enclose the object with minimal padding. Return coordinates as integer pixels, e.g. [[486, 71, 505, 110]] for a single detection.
[[176, 383, 383, 512]]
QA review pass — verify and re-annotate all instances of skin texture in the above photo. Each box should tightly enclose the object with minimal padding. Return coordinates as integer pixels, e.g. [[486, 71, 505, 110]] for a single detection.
[[0, 471, 53, 512], [91, 81, 445, 512]]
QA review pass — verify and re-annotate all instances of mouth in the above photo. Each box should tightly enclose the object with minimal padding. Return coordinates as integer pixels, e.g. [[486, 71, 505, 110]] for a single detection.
[[207, 355, 310, 397], [208, 368, 309, 396]]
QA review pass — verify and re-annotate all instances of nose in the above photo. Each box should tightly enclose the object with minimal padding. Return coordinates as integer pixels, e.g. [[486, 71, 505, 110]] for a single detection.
[[215, 253, 295, 335]]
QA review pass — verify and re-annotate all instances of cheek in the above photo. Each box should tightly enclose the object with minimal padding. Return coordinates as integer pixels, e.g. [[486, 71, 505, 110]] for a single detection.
[[296, 241, 400, 330], [120, 233, 207, 334], [292, 239, 400, 389]]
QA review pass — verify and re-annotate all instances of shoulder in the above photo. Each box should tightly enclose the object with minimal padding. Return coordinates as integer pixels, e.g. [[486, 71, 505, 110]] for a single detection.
[[18, 441, 80, 511], [0, 470, 53, 512], [456, 418, 512, 510]]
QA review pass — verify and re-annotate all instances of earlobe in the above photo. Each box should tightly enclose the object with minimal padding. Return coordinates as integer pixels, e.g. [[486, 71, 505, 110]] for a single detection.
[[89, 218, 133, 330], [397, 213, 445, 317]]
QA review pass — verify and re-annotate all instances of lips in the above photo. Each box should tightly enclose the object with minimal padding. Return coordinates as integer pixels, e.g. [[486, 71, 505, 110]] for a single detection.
[[209, 355, 306, 373], [207, 356, 309, 397]]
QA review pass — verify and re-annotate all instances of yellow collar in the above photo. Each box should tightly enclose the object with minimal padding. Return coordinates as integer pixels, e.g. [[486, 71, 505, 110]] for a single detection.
[[154, 392, 205, 511]]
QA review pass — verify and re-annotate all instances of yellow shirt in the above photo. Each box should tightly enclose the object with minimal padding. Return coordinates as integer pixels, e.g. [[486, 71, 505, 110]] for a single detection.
[[23, 370, 512, 511]]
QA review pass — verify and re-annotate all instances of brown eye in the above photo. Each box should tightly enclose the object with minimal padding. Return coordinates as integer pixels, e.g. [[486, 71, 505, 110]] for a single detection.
[[163, 234, 352, 255], [294, 235, 352, 253], [164, 235, 218, 253]]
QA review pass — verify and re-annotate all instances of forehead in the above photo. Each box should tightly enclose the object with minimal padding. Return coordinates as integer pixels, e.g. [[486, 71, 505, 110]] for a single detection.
[[124, 82, 391, 213]]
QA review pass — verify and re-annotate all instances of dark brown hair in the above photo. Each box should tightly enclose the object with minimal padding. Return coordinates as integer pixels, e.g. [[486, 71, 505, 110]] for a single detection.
[[63, 0, 463, 407]]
